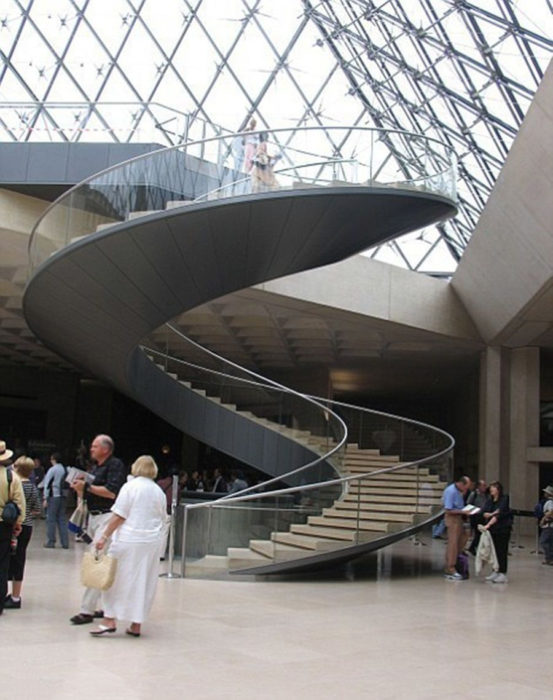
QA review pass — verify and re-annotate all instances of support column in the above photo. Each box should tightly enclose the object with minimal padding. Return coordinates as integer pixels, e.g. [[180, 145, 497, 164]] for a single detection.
[[508, 347, 540, 521], [479, 346, 503, 483]]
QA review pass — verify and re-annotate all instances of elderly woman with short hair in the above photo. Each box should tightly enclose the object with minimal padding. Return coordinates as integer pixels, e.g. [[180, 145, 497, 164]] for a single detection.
[[6, 456, 41, 608], [89, 455, 168, 637]]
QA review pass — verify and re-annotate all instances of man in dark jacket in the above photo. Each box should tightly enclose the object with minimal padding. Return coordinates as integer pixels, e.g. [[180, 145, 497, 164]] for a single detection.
[[69, 434, 126, 624]]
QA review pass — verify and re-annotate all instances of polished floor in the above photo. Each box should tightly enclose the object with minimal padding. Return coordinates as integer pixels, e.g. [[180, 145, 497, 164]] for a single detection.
[[2, 521, 553, 699]]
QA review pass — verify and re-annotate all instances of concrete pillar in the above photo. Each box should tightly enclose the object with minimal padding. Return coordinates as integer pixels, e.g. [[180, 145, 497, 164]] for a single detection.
[[479, 346, 503, 483], [508, 347, 540, 517]]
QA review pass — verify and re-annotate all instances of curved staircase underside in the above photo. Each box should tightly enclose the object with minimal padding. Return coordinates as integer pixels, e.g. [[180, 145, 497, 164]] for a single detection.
[[24, 185, 454, 574]]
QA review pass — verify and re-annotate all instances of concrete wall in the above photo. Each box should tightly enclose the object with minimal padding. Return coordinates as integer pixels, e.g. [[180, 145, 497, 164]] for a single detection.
[[259, 254, 481, 343], [452, 60, 553, 347]]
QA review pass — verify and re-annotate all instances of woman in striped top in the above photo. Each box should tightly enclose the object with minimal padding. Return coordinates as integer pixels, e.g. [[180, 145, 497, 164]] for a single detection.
[[5, 456, 41, 609]]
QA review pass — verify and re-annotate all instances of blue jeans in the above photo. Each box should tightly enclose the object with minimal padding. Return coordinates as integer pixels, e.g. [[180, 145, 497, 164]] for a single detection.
[[46, 496, 68, 547], [540, 526, 553, 563]]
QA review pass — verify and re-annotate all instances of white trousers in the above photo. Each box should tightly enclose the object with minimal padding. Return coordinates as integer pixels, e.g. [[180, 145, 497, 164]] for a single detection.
[[79, 511, 112, 615]]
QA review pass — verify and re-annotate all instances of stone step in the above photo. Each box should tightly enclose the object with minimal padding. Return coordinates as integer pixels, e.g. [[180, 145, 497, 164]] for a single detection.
[[289, 524, 376, 542], [69, 234, 89, 245], [343, 491, 442, 505], [227, 547, 269, 568], [307, 516, 389, 532], [345, 468, 438, 481], [249, 539, 311, 560], [321, 508, 413, 523], [346, 444, 378, 452], [127, 210, 162, 220], [344, 475, 440, 488], [95, 222, 117, 232], [345, 453, 400, 463], [165, 200, 193, 209], [333, 501, 432, 515], [348, 485, 440, 497], [271, 531, 344, 551]]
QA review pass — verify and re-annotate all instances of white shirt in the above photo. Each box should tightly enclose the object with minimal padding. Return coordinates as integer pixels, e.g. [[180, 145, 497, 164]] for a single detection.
[[111, 476, 167, 543]]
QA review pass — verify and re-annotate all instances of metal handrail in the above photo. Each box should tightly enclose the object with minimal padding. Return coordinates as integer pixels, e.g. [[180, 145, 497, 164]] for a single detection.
[[27, 124, 457, 259], [143, 340, 454, 456], [158, 322, 348, 502], [142, 331, 455, 513]]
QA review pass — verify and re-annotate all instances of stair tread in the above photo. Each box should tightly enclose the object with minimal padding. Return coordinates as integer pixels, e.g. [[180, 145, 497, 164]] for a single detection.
[[271, 531, 343, 551], [307, 516, 389, 532], [291, 524, 371, 541], [322, 508, 413, 522], [227, 547, 269, 562], [334, 502, 432, 514], [343, 494, 441, 503]]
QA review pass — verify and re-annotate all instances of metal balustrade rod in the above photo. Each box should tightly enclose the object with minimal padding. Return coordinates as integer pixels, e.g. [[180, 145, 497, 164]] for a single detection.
[[355, 474, 362, 545], [180, 504, 189, 578], [160, 475, 181, 579]]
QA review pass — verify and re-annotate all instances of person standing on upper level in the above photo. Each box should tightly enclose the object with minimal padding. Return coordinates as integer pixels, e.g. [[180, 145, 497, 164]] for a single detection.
[[69, 435, 126, 625], [243, 117, 259, 173]]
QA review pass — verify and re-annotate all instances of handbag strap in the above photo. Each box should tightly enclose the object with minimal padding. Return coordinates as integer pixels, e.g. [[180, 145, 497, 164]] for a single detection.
[[6, 467, 12, 498]]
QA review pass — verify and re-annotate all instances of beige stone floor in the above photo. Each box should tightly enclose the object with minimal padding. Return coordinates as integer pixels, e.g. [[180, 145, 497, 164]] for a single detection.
[[2, 521, 553, 699]]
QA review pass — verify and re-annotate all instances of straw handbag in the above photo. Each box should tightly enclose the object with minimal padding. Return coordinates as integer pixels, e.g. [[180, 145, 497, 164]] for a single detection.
[[80, 550, 117, 590]]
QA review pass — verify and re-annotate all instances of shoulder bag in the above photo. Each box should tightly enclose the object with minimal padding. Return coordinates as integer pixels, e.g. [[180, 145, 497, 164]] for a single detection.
[[81, 549, 117, 590], [1, 469, 21, 525]]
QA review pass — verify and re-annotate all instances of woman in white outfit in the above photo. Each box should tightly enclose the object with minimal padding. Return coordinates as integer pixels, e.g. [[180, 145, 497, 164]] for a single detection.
[[89, 455, 168, 638]]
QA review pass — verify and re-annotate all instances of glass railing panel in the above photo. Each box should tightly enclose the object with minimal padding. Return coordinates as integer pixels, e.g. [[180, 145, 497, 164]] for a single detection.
[[28, 126, 458, 273], [179, 479, 345, 575], [27, 124, 456, 577], [148, 321, 453, 577], [143, 327, 347, 481]]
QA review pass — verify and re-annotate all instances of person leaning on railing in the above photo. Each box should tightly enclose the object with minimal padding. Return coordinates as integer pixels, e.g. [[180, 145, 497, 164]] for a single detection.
[[442, 476, 470, 581]]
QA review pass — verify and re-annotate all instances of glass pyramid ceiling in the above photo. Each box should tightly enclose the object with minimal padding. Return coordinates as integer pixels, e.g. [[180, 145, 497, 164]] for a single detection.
[[0, 0, 551, 274]]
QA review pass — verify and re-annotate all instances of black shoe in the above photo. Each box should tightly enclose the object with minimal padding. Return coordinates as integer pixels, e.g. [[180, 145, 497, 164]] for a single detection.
[[93, 610, 104, 618], [70, 613, 94, 625], [3, 596, 21, 609]]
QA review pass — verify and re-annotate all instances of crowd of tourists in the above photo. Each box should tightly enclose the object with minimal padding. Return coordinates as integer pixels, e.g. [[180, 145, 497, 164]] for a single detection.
[[438, 475, 553, 584]]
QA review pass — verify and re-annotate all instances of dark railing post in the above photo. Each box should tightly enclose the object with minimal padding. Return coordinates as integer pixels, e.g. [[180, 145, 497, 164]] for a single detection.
[[160, 474, 181, 579], [179, 504, 189, 578]]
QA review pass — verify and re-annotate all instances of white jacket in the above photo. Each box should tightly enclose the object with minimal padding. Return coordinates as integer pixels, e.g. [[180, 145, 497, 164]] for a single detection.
[[475, 525, 499, 576]]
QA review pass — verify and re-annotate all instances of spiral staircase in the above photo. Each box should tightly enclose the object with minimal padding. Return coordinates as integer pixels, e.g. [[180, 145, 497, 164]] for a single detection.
[[23, 127, 456, 576]]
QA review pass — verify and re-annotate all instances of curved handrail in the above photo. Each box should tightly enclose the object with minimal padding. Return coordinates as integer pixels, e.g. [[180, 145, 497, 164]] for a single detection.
[[142, 324, 453, 511], [144, 348, 454, 511], [143, 335, 455, 514], [27, 125, 458, 272], [144, 327, 454, 575], [160, 321, 349, 498], [25, 125, 457, 575]]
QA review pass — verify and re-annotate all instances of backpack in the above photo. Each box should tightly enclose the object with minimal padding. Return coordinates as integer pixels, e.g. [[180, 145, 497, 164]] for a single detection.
[[46, 465, 69, 497], [455, 552, 470, 580], [534, 499, 545, 521], [2, 469, 21, 525]]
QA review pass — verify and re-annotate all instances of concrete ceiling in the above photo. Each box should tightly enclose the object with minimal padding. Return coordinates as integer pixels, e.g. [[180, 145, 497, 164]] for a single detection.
[[1, 188, 481, 399], [144, 287, 482, 398]]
